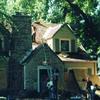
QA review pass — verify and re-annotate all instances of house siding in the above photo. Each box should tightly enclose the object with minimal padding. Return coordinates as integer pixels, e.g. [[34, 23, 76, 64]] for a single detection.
[[23, 44, 65, 91], [52, 24, 76, 53], [46, 39, 53, 50], [54, 39, 60, 52], [54, 24, 76, 39], [0, 68, 7, 89], [24, 61, 38, 90], [71, 40, 76, 52]]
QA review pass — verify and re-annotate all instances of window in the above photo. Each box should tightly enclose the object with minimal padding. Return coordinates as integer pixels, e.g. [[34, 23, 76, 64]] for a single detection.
[[0, 39, 2, 50], [0, 37, 4, 52], [60, 39, 70, 52]]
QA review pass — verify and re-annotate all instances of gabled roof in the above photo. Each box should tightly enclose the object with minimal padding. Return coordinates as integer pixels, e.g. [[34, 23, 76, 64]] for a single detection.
[[32, 21, 75, 42], [43, 24, 62, 40], [43, 23, 74, 40], [20, 43, 63, 65]]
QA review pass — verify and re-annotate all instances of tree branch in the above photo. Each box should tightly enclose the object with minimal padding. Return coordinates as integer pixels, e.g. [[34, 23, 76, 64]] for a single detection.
[[0, 23, 10, 38], [65, 0, 97, 39]]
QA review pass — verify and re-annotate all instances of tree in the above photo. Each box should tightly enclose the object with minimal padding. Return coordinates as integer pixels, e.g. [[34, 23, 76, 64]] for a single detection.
[[0, 0, 100, 57], [20, 0, 49, 21], [46, 0, 64, 23], [64, 0, 100, 57]]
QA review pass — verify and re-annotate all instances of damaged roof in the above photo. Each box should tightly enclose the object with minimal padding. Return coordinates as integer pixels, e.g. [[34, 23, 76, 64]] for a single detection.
[[32, 21, 74, 42], [43, 24, 74, 40]]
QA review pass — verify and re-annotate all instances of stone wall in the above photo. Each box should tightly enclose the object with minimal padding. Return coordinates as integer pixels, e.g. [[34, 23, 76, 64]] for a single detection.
[[8, 13, 32, 92], [11, 13, 32, 61], [24, 44, 64, 91]]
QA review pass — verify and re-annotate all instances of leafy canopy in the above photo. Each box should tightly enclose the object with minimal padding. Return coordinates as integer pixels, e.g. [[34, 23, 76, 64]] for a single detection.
[[0, 0, 100, 58]]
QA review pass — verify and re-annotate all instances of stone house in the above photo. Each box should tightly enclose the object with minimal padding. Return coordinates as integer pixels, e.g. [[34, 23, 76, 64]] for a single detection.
[[20, 43, 64, 92], [0, 13, 65, 95], [0, 12, 99, 95], [32, 21, 98, 88]]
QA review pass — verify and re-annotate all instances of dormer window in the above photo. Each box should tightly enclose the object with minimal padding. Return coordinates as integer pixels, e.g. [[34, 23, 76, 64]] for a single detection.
[[60, 39, 71, 52]]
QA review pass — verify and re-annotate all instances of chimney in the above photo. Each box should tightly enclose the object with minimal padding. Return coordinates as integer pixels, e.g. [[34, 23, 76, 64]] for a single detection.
[[8, 13, 32, 92], [11, 12, 32, 61]]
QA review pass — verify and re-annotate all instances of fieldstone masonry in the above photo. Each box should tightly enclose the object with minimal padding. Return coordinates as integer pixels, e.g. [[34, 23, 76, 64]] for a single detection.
[[11, 13, 32, 61], [8, 13, 32, 93]]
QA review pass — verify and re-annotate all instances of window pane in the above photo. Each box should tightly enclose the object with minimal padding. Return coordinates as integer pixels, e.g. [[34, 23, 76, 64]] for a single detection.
[[61, 40, 69, 51], [0, 39, 2, 51]]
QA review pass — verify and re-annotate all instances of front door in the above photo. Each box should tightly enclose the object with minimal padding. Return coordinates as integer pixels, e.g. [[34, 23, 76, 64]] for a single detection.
[[40, 69, 48, 93], [37, 66, 51, 92]]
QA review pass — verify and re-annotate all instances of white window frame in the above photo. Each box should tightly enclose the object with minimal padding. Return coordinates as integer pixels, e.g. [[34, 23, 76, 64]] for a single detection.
[[59, 39, 71, 52]]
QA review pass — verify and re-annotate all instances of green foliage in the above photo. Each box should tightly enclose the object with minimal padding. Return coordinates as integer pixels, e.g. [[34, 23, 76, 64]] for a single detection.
[[46, 0, 64, 23], [0, 0, 7, 11], [0, 0, 100, 57], [64, 0, 100, 57], [73, 0, 98, 15]]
